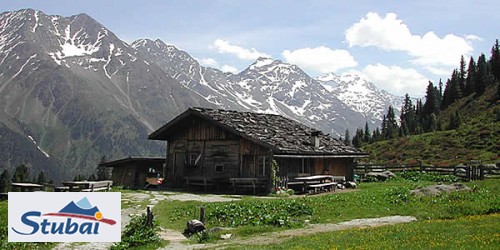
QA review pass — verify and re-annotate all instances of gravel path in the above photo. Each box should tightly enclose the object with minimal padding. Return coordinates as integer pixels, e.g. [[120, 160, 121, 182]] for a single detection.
[[53, 192, 167, 250], [183, 216, 418, 249]]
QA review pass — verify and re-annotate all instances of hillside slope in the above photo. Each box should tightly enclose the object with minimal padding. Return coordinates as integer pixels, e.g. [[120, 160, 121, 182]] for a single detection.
[[363, 84, 499, 166]]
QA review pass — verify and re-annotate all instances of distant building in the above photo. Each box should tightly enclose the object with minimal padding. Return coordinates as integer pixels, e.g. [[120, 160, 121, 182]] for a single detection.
[[99, 157, 165, 188], [149, 108, 367, 192]]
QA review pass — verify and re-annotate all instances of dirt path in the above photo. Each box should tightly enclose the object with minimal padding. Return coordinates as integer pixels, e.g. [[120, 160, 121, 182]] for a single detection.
[[160, 215, 417, 250], [52, 191, 238, 250], [53, 191, 168, 250], [225, 216, 417, 247]]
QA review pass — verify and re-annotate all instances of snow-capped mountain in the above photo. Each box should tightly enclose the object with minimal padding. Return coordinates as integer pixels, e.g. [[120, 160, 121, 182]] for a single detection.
[[131, 40, 365, 135], [0, 9, 402, 181], [131, 38, 242, 110], [226, 58, 365, 134], [316, 73, 404, 124], [0, 9, 211, 180]]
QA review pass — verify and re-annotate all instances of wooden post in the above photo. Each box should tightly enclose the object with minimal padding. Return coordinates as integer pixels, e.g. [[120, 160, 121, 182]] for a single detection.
[[199, 206, 205, 224], [146, 206, 154, 227], [480, 165, 485, 180], [465, 166, 471, 181]]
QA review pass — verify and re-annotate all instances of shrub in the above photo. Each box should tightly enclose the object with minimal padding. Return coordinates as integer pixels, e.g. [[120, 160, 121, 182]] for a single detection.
[[111, 213, 161, 250], [398, 171, 460, 182], [207, 199, 312, 227]]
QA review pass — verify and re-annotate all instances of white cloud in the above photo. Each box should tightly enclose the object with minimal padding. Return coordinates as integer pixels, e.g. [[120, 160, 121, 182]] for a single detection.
[[345, 12, 477, 74], [362, 63, 429, 97], [282, 46, 357, 73], [198, 58, 218, 67], [221, 65, 239, 74], [213, 39, 271, 60]]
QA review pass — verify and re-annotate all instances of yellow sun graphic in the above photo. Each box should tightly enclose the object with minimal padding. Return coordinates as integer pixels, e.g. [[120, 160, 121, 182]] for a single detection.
[[94, 211, 103, 221]]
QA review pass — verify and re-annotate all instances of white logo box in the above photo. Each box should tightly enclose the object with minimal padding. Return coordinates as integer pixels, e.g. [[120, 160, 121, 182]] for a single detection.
[[8, 192, 121, 242]]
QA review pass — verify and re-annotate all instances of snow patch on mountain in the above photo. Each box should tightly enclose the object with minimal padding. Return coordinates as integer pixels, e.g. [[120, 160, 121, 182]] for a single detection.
[[27, 135, 50, 158], [316, 72, 404, 123], [250, 57, 274, 70]]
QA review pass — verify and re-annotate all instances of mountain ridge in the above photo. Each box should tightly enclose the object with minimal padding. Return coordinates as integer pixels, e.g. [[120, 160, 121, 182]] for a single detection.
[[0, 9, 404, 181]]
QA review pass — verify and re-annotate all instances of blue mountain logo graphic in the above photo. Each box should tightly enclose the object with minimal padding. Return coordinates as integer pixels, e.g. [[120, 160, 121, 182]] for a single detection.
[[43, 197, 116, 225]]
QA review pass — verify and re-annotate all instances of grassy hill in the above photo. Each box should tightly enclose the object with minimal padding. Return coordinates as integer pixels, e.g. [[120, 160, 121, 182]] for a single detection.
[[362, 84, 499, 166]]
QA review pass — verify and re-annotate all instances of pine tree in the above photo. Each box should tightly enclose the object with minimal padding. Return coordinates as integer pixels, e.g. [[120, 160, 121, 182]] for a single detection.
[[476, 53, 488, 94], [464, 56, 476, 96], [442, 70, 462, 109], [0, 169, 11, 193], [490, 39, 500, 82], [400, 94, 416, 135], [344, 129, 351, 146], [372, 127, 382, 142], [423, 81, 441, 115], [459, 55, 467, 91], [12, 165, 30, 183], [37, 171, 46, 184], [352, 128, 363, 148], [363, 122, 371, 142], [383, 106, 399, 139]]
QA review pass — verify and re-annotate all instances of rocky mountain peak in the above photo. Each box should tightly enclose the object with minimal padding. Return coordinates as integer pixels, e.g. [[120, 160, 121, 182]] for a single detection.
[[0, 9, 408, 183], [316, 72, 404, 123]]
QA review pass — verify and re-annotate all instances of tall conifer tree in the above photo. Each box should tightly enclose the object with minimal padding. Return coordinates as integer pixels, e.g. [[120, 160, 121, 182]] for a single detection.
[[465, 56, 476, 96], [491, 39, 500, 82]]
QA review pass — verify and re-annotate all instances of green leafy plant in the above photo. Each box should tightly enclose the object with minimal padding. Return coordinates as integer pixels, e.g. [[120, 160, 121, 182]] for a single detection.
[[207, 199, 312, 227], [398, 171, 460, 182], [111, 213, 161, 250]]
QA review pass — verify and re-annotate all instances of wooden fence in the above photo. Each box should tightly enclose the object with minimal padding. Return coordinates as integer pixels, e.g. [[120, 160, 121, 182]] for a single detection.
[[354, 162, 500, 181]]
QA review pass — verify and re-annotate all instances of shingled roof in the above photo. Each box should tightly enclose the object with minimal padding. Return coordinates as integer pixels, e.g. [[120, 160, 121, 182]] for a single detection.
[[149, 107, 367, 157]]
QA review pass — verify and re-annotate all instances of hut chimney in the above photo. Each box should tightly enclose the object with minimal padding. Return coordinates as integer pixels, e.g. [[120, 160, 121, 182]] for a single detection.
[[310, 131, 320, 148]]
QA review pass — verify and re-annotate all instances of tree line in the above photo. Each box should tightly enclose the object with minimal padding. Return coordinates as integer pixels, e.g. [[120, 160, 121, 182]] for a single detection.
[[0, 165, 51, 192], [0, 158, 109, 192], [344, 39, 500, 148]]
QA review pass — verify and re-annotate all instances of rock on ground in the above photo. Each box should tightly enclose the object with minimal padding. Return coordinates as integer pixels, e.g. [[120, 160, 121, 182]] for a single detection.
[[410, 183, 472, 197]]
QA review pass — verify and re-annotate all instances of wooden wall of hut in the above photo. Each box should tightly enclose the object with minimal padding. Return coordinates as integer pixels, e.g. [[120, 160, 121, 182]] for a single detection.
[[165, 116, 272, 183], [276, 158, 315, 177]]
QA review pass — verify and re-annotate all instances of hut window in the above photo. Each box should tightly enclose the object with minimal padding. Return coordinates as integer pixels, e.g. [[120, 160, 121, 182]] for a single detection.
[[300, 158, 311, 174], [258, 156, 267, 176], [189, 153, 201, 166], [215, 164, 224, 173]]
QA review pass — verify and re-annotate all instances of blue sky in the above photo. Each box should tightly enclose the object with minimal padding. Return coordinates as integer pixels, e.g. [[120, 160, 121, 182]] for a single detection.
[[1, 0, 499, 97]]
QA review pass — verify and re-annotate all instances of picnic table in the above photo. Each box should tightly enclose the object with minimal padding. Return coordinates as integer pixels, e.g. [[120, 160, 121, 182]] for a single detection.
[[291, 175, 337, 194], [61, 180, 112, 192], [11, 183, 44, 192]]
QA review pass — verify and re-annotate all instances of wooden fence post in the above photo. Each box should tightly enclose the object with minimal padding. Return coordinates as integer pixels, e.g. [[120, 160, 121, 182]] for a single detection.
[[146, 206, 154, 227], [465, 166, 471, 181], [200, 206, 205, 224]]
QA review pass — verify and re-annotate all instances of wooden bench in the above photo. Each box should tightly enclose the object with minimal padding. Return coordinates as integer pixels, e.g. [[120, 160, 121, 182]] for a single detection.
[[331, 176, 346, 183], [54, 186, 70, 192], [81, 181, 113, 192], [185, 177, 215, 191], [11, 183, 44, 192], [229, 178, 267, 195], [308, 182, 336, 193]]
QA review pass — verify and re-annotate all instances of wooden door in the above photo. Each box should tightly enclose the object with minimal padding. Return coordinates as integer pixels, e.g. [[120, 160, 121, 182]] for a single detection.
[[174, 153, 186, 182], [241, 155, 255, 177]]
